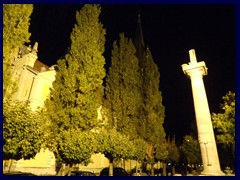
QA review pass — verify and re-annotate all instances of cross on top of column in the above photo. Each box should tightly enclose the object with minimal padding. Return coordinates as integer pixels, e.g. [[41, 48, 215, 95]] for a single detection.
[[189, 49, 197, 64], [181, 49, 208, 76]]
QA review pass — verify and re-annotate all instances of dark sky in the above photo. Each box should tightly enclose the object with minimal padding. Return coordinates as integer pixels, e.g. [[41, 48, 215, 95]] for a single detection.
[[29, 4, 235, 142]]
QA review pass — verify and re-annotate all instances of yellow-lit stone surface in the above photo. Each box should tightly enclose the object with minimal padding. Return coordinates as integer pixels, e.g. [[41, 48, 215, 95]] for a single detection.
[[181, 49, 224, 176]]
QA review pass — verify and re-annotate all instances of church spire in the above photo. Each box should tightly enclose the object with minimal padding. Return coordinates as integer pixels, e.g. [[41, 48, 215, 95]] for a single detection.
[[134, 12, 145, 68]]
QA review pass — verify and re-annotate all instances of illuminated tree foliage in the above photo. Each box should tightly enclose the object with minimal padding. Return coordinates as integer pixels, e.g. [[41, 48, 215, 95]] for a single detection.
[[138, 48, 166, 142], [105, 33, 141, 138], [96, 128, 146, 176], [212, 91, 235, 147], [44, 4, 106, 166], [45, 4, 105, 132], [131, 138, 148, 163], [3, 101, 45, 161], [212, 91, 235, 167], [179, 135, 201, 165], [57, 130, 98, 166], [137, 47, 167, 162], [166, 137, 180, 164], [162, 137, 179, 175], [3, 4, 33, 100]]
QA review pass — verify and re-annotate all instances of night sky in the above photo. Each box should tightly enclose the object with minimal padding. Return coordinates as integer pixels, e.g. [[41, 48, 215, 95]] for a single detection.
[[29, 4, 235, 143]]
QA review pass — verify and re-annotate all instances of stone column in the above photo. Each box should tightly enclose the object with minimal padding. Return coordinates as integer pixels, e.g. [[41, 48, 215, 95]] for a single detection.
[[181, 49, 224, 175]]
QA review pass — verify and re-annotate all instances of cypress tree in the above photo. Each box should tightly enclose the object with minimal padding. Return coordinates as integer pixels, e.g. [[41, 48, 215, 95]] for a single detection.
[[105, 33, 141, 138], [45, 4, 106, 132], [42, 5, 106, 171], [133, 15, 167, 166], [137, 47, 168, 173], [138, 47, 166, 144]]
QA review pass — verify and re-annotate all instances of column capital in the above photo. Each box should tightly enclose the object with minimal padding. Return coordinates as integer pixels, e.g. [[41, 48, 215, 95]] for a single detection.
[[182, 49, 208, 77], [182, 61, 208, 77]]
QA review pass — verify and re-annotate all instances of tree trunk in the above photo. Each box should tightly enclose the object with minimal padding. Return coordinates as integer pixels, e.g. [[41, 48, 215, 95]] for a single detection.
[[66, 164, 73, 176], [109, 158, 114, 176], [56, 163, 63, 176], [8, 159, 15, 172], [172, 164, 175, 175], [135, 160, 138, 174], [56, 163, 72, 176], [151, 164, 154, 176], [162, 162, 166, 176]]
